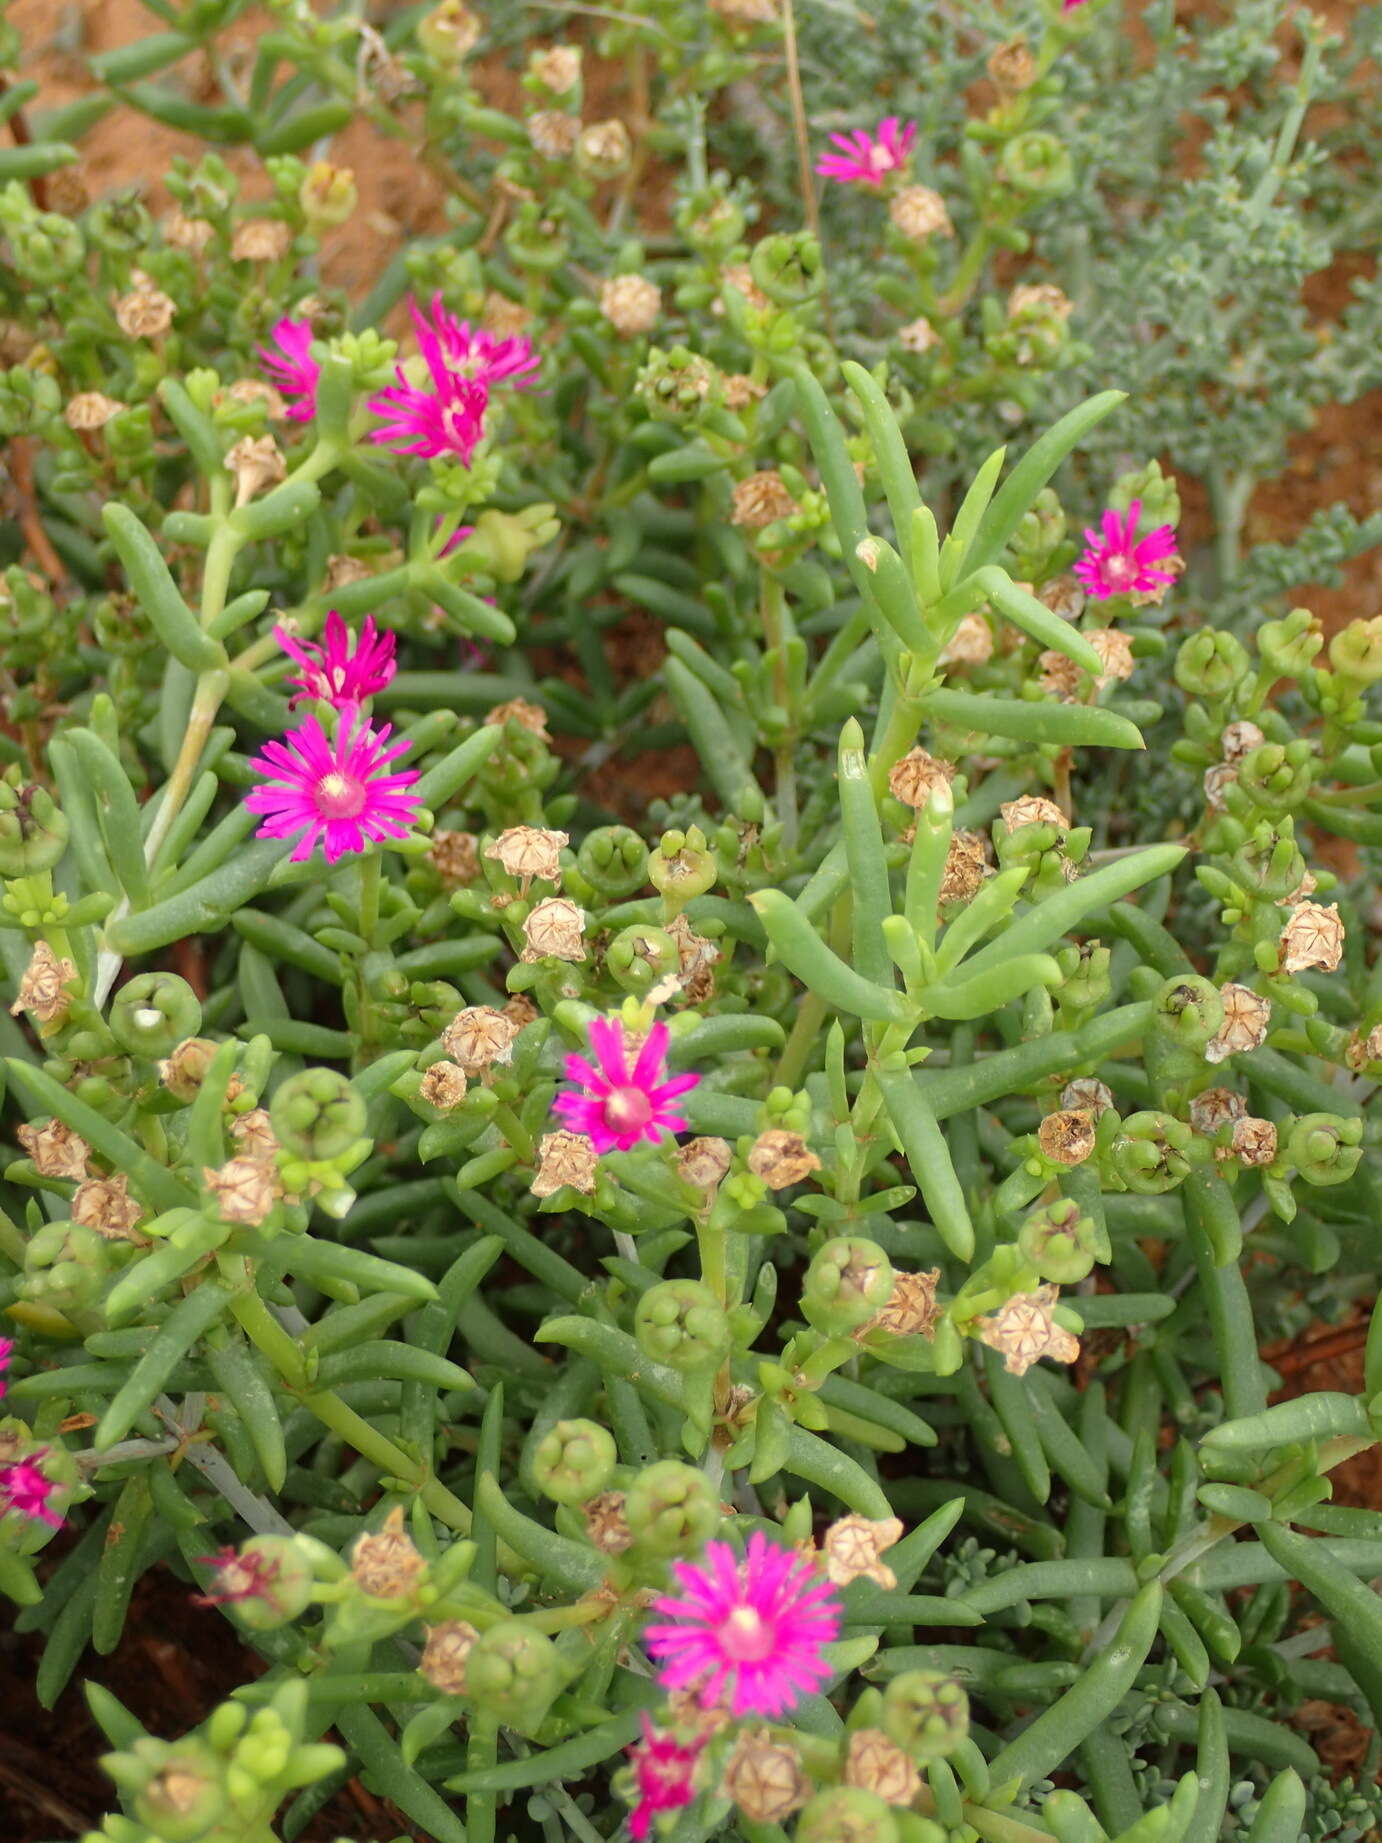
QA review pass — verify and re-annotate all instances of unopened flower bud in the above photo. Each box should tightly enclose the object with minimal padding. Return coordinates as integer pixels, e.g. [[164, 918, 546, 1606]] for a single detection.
[[420, 1619, 479, 1694], [197, 1535, 314, 1629], [1236, 741, 1315, 815], [882, 1669, 970, 1760], [1155, 974, 1224, 1051], [1174, 629, 1251, 701], [635, 1279, 731, 1371], [1018, 1197, 1099, 1283], [1329, 616, 1382, 684], [466, 1619, 562, 1731], [532, 1419, 617, 1505], [803, 1237, 895, 1333], [132, 1742, 226, 1841], [21, 1219, 112, 1309], [417, 0, 482, 65], [796, 1785, 900, 1843], [625, 1459, 719, 1556], [1286, 1113, 1363, 1187], [1111, 1111, 1193, 1194], [0, 779, 69, 875], [108, 972, 203, 1057], [270, 1068, 367, 1161], [1258, 608, 1323, 679], [298, 161, 356, 229]]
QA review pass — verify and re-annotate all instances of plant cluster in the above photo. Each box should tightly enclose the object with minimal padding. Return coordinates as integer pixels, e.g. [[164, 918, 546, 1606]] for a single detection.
[[0, 1, 1380, 1841]]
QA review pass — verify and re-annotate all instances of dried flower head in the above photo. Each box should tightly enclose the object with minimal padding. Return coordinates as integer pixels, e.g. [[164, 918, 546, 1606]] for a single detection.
[[65, 392, 124, 431], [521, 896, 587, 962], [230, 1110, 279, 1162], [929, 834, 988, 913], [709, 0, 779, 19], [1280, 902, 1344, 975], [555, 1018, 697, 1154], [1281, 868, 1318, 908], [1009, 281, 1074, 323], [528, 110, 581, 158], [577, 118, 632, 175], [863, 1267, 941, 1341], [676, 1136, 733, 1193], [747, 1128, 820, 1189], [719, 263, 772, 314], [720, 1729, 808, 1822], [665, 912, 719, 1003], [71, 1172, 145, 1242], [1059, 1077, 1114, 1118], [1188, 1088, 1247, 1135], [9, 940, 78, 1024], [889, 747, 954, 809], [226, 434, 286, 506], [822, 1514, 904, 1589], [1229, 1117, 1278, 1167], [531, 1129, 599, 1198], [646, 1532, 842, 1717], [731, 471, 798, 531], [429, 829, 481, 889], [584, 1490, 633, 1554], [231, 219, 293, 263], [203, 1157, 279, 1226], [1089, 627, 1135, 687], [532, 44, 581, 92], [16, 1119, 90, 1180], [163, 208, 213, 253], [600, 274, 661, 337], [722, 371, 766, 410], [1203, 763, 1236, 814], [1001, 795, 1068, 833], [889, 185, 953, 241], [899, 315, 941, 355], [351, 1506, 425, 1598], [1037, 1109, 1095, 1166], [485, 697, 550, 740], [817, 117, 918, 188], [420, 1620, 479, 1694], [158, 1037, 217, 1102], [1205, 983, 1272, 1063], [1221, 720, 1265, 764], [988, 37, 1037, 95], [442, 1005, 521, 1074], [486, 825, 568, 889], [976, 1284, 1080, 1377], [940, 612, 993, 667], [844, 1729, 924, 1806], [115, 274, 175, 339], [420, 1060, 469, 1111], [1039, 650, 1081, 700]]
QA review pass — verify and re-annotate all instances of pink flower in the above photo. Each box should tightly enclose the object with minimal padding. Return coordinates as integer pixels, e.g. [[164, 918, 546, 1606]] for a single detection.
[[246, 709, 422, 865], [274, 611, 397, 709], [553, 1019, 698, 1154], [625, 1718, 705, 1840], [256, 317, 320, 423], [1063, 1, 1090, 11], [1074, 500, 1181, 601], [815, 116, 918, 188], [427, 294, 540, 390], [436, 518, 476, 558], [0, 1335, 12, 1398], [644, 1532, 842, 1719], [367, 296, 492, 463], [0, 1452, 63, 1529]]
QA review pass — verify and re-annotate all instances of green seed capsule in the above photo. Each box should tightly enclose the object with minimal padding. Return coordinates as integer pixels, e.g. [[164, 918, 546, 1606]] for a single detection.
[[531, 1419, 617, 1506], [634, 1280, 731, 1372], [270, 1068, 368, 1161], [108, 972, 203, 1058], [624, 1460, 719, 1557], [882, 1670, 970, 1761], [796, 1786, 899, 1843]]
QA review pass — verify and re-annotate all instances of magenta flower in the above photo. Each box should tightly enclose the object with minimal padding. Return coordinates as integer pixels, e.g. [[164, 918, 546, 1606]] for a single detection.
[[366, 295, 489, 463], [815, 116, 918, 188], [1074, 500, 1181, 601], [644, 1533, 842, 1719], [625, 1718, 705, 1840], [274, 611, 397, 709], [428, 294, 540, 391], [256, 317, 320, 423], [553, 1019, 698, 1155], [0, 1335, 12, 1398], [1063, 0, 1090, 11], [0, 1452, 63, 1529], [245, 710, 422, 865]]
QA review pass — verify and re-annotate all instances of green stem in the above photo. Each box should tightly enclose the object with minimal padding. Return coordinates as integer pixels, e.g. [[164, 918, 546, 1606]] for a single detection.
[[774, 990, 829, 1089], [490, 1102, 534, 1164], [937, 226, 993, 317], [358, 848, 381, 946], [761, 570, 798, 853]]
